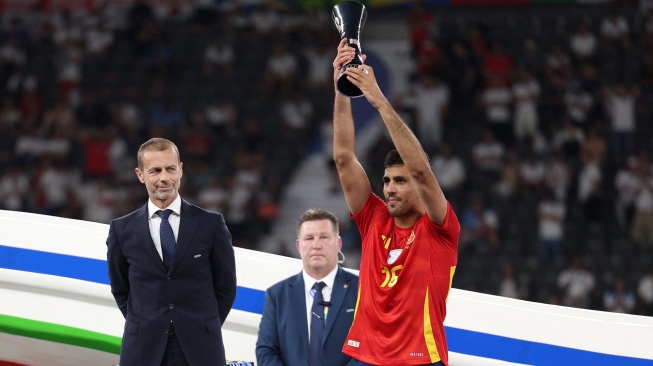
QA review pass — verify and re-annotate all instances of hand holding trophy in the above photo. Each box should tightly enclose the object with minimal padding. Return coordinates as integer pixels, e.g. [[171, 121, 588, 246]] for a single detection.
[[332, 0, 368, 98]]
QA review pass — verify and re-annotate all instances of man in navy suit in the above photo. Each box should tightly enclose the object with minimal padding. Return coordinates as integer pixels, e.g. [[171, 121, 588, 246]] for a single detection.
[[256, 208, 358, 366], [107, 138, 237, 366]]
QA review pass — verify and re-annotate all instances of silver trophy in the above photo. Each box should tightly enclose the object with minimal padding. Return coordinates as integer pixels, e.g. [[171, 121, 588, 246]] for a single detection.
[[332, 0, 368, 98]]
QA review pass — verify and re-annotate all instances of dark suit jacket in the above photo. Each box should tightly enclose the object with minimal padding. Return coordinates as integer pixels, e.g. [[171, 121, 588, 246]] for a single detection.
[[256, 266, 358, 366], [107, 199, 237, 366]]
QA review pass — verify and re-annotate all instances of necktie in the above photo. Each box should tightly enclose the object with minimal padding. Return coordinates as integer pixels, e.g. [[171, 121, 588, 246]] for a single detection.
[[309, 281, 326, 366], [157, 209, 175, 270]]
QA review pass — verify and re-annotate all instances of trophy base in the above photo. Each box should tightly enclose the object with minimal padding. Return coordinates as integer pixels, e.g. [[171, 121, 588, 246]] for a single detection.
[[337, 64, 364, 98]]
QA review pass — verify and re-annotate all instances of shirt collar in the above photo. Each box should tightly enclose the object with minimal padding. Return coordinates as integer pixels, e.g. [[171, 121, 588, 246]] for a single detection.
[[302, 265, 338, 292], [148, 195, 182, 218]]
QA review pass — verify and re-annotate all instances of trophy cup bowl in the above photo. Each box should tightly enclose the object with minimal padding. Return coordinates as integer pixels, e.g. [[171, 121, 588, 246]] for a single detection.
[[332, 0, 368, 98]]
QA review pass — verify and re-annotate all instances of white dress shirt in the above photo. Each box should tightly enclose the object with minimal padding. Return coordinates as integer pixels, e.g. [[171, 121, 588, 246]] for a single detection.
[[147, 195, 182, 260], [302, 266, 338, 340]]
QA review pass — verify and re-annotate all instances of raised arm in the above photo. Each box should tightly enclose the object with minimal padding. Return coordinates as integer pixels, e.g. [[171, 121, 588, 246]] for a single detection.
[[343, 65, 448, 225], [332, 39, 372, 216]]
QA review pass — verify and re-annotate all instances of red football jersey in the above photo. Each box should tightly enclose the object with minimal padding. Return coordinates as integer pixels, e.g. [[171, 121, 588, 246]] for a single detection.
[[343, 193, 460, 365]]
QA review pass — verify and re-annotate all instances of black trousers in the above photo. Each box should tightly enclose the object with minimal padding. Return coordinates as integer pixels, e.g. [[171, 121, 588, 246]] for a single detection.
[[161, 334, 189, 366]]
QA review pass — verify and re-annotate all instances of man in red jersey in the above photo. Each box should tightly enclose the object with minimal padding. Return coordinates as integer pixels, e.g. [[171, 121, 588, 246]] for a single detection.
[[331, 39, 460, 366]]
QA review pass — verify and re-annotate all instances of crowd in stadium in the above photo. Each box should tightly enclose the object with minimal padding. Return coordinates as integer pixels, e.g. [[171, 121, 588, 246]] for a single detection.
[[0, 0, 652, 316]]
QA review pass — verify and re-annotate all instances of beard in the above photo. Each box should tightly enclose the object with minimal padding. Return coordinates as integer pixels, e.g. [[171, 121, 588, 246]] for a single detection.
[[386, 197, 405, 217]]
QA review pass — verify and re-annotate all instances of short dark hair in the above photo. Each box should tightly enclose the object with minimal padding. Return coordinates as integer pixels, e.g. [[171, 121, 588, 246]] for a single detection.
[[296, 208, 339, 237], [383, 149, 430, 168], [137, 138, 181, 169], [384, 149, 403, 168]]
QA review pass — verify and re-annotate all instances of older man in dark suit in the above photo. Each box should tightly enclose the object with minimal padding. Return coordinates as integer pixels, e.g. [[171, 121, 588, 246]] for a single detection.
[[256, 208, 358, 366], [107, 137, 236, 366]]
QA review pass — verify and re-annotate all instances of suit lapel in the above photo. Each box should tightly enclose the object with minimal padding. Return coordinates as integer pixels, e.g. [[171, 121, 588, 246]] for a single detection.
[[170, 200, 197, 273], [135, 204, 167, 272], [324, 266, 350, 341], [290, 273, 309, 355]]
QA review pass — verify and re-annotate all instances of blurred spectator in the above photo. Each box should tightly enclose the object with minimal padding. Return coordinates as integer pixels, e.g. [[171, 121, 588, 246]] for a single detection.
[[569, 22, 597, 64], [262, 40, 297, 95], [604, 83, 639, 157], [406, 2, 436, 57], [538, 188, 566, 265], [180, 110, 214, 161], [0, 33, 28, 71], [52, 11, 84, 47], [255, 180, 281, 235], [33, 158, 81, 216], [512, 67, 541, 144], [251, 6, 280, 36], [472, 129, 505, 184], [16, 75, 44, 125], [239, 116, 267, 156], [519, 152, 546, 192], [84, 17, 114, 57], [497, 262, 525, 299], [518, 38, 543, 76], [630, 152, 653, 247], [579, 63, 604, 105], [614, 155, 641, 229], [551, 119, 585, 160], [577, 150, 603, 225], [637, 265, 653, 315], [13, 127, 51, 166], [603, 276, 636, 314], [0, 164, 29, 211], [600, 10, 631, 49], [80, 128, 114, 178], [581, 126, 608, 167], [197, 177, 228, 213], [202, 36, 235, 76], [148, 96, 186, 136], [278, 89, 313, 144], [5, 66, 36, 99], [544, 151, 572, 201], [448, 41, 480, 103], [112, 87, 145, 135], [42, 99, 78, 138], [1, 17, 31, 48], [0, 103, 17, 166], [563, 80, 593, 131], [494, 150, 521, 199], [302, 40, 333, 94], [482, 41, 515, 86], [205, 96, 237, 143], [225, 174, 256, 248], [479, 75, 513, 146], [460, 196, 500, 253], [431, 142, 465, 210], [397, 73, 449, 153], [557, 256, 596, 308], [414, 38, 443, 77], [466, 25, 488, 60], [77, 177, 124, 224], [544, 42, 572, 79], [55, 41, 83, 106]]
